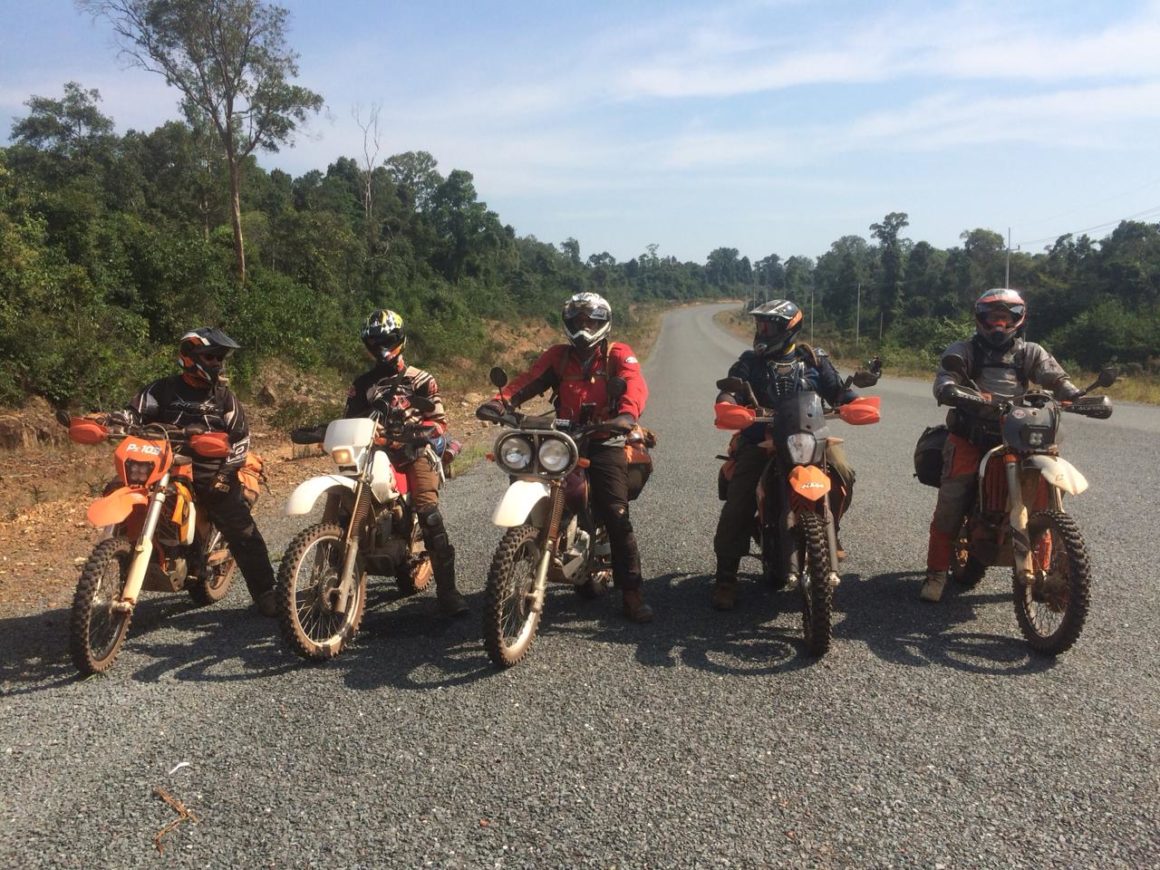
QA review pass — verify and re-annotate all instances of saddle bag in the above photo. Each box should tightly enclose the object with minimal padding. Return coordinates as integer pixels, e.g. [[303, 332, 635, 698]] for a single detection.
[[913, 424, 948, 487], [238, 451, 267, 507], [625, 425, 657, 501]]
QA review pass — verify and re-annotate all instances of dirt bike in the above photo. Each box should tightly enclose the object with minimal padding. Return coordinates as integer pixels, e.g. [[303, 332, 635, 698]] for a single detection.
[[716, 369, 881, 656], [940, 354, 1115, 655], [59, 412, 250, 675], [479, 367, 632, 668], [278, 398, 457, 660]]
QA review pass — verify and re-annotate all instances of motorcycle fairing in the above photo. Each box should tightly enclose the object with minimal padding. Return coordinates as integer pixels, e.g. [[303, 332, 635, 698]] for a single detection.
[[788, 464, 831, 501], [1024, 455, 1088, 495], [492, 479, 551, 527], [286, 474, 357, 516], [88, 486, 148, 527]]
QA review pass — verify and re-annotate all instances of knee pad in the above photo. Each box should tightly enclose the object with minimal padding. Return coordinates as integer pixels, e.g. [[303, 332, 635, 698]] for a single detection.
[[418, 507, 453, 558]]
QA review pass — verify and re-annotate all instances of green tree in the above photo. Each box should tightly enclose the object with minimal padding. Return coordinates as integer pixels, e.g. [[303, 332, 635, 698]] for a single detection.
[[79, 0, 324, 284], [870, 211, 909, 333]]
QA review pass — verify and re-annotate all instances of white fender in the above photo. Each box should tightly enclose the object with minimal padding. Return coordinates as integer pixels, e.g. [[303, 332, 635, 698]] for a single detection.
[[285, 474, 357, 516], [492, 479, 550, 527], [1025, 455, 1088, 496]]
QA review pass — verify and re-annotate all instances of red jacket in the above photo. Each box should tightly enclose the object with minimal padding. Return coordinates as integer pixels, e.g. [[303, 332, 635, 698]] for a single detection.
[[497, 341, 648, 423]]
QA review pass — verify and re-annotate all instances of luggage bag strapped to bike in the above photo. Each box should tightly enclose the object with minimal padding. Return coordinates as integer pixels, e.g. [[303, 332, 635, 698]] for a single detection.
[[238, 451, 267, 506], [913, 424, 948, 487], [625, 424, 657, 500]]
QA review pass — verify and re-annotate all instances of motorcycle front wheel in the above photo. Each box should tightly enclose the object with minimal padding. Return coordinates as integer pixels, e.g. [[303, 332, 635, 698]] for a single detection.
[[1014, 510, 1091, 655], [483, 524, 544, 668], [277, 522, 368, 661], [70, 536, 134, 675], [187, 529, 236, 605], [795, 512, 833, 656]]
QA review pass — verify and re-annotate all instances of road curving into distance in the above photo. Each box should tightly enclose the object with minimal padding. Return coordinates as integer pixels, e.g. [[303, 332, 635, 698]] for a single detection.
[[1, 302, 1157, 867]]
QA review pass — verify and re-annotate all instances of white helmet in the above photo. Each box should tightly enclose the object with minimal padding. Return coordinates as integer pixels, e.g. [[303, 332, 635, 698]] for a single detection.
[[562, 292, 611, 349]]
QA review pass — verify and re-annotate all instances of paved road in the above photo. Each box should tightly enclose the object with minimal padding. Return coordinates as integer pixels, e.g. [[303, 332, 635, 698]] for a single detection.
[[2, 303, 1157, 868]]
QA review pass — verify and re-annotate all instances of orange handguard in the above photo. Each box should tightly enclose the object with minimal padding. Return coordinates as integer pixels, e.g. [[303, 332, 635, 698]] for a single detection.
[[189, 431, 231, 458], [714, 402, 757, 430], [838, 396, 880, 425], [69, 418, 109, 445]]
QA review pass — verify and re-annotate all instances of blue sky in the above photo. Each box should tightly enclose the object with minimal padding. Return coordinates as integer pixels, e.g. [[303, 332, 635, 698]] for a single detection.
[[4, 0, 1160, 264]]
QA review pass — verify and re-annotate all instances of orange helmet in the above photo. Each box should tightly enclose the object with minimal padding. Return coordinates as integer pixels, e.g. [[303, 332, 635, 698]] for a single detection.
[[975, 288, 1026, 349]]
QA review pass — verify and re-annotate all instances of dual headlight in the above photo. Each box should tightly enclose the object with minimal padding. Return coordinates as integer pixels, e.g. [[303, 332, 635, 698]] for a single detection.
[[495, 433, 577, 476]]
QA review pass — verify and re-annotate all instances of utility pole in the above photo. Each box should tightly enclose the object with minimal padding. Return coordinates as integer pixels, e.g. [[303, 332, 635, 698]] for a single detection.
[[855, 282, 861, 347], [810, 284, 815, 344], [1005, 227, 1011, 287]]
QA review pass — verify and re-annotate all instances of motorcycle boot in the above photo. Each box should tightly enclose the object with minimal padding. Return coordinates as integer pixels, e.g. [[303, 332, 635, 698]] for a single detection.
[[420, 508, 468, 616], [919, 570, 947, 603], [253, 588, 278, 618], [711, 555, 740, 610], [621, 586, 654, 623]]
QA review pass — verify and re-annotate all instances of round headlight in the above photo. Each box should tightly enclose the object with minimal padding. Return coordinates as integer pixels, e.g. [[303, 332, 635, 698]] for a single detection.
[[538, 438, 573, 473], [498, 436, 534, 471]]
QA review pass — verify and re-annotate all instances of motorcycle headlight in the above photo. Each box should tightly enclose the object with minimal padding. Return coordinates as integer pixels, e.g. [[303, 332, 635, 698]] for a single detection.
[[497, 435, 534, 472], [538, 437, 574, 473], [785, 433, 818, 465], [124, 459, 153, 485]]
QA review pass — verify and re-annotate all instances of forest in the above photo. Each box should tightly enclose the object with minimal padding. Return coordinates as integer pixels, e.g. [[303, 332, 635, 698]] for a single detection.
[[2, 2, 1159, 411]]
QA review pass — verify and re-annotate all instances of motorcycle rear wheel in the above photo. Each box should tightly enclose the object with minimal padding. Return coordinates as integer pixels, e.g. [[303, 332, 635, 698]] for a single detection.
[[70, 536, 134, 675], [1014, 510, 1090, 656], [796, 512, 833, 656], [483, 524, 543, 668], [187, 529, 236, 605], [277, 522, 368, 661]]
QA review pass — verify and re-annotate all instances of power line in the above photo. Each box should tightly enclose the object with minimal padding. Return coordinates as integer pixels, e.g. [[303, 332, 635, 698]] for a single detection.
[[1016, 203, 1160, 248]]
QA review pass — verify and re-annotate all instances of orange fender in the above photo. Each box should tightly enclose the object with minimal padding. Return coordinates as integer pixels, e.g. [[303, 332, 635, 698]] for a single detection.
[[788, 465, 831, 501], [88, 487, 148, 527]]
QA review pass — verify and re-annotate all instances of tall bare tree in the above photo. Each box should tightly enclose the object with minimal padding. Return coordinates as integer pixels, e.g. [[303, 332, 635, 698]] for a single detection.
[[78, 0, 323, 284]]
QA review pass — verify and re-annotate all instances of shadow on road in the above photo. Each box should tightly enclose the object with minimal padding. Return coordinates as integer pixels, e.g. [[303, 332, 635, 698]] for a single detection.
[[833, 569, 1058, 676], [2, 563, 1060, 696]]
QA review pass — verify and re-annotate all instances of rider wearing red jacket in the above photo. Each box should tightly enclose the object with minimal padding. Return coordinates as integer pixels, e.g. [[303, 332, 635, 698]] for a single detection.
[[476, 292, 654, 623]]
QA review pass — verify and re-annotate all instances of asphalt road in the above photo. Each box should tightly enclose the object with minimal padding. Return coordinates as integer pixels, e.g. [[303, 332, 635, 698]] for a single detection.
[[2, 303, 1157, 868]]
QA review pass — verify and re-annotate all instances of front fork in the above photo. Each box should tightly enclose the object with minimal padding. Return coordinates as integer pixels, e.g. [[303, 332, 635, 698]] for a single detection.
[[117, 474, 172, 610], [336, 481, 372, 615], [529, 482, 566, 614]]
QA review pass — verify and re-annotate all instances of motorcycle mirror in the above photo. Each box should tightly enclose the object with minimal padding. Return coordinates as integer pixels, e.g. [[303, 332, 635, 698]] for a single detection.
[[851, 370, 879, 388], [607, 376, 627, 400], [489, 367, 508, 389], [867, 356, 883, 376], [54, 409, 71, 428], [1096, 366, 1118, 388], [940, 353, 968, 376], [716, 377, 745, 392]]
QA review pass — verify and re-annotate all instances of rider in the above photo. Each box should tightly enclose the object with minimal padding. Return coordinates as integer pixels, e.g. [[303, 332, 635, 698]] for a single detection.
[[920, 288, 1081, 603], [120, 327, 277, 617], [474, 292, 654, 623], [345, 309, 468, 616], [711, 299, 858, 610]]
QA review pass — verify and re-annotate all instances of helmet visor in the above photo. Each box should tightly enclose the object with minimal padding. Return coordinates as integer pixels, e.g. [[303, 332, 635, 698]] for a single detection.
[[563, 299, 610, 323], [754, 318, 787, 339]]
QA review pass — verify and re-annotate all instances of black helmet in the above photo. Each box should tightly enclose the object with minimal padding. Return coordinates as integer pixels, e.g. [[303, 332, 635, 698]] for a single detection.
[[361, 309, 406, 364], [750, 299, 803, 357], [562, 292, 611, 350], [974, 288, 1026, 349], [178, 327, 240, 385]]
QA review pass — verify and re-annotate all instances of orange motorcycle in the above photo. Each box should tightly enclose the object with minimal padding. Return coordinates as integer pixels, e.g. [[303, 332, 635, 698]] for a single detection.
[[60, 412, 260, 675]]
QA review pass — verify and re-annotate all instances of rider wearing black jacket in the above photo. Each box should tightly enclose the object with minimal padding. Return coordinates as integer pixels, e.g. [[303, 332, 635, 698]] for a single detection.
[[712, 300, 857, 610], [122, 328, 277, 616]]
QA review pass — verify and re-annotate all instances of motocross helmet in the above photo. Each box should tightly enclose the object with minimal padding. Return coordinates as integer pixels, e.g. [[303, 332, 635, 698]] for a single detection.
[[562, 292, 611, 350], [750, 299, 803, 358], [361, 309, 407, 364], [974, 288, 1026, 349], [178, 327, 240, 386]]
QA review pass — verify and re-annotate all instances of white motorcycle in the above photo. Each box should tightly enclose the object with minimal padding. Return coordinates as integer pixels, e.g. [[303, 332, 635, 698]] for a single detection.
[[277, 399, 454, 660], [479, 368, 632, 668]]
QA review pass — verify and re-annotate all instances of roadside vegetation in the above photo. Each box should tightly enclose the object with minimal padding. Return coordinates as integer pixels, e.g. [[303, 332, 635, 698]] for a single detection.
[[2, 1, 1158, 419]]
